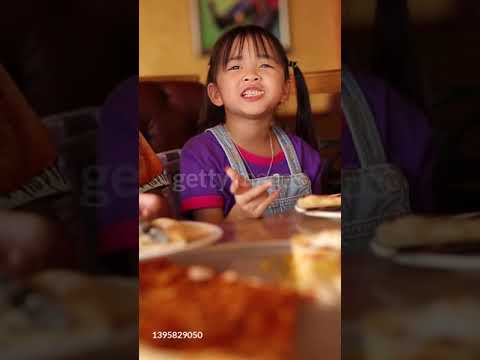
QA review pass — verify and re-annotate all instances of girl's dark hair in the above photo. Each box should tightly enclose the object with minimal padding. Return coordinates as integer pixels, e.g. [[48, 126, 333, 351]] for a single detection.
[[199, 25, 317, 150]]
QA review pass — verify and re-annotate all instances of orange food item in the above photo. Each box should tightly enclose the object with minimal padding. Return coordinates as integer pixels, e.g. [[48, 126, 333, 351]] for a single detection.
[[139, 132, 163, 186], [0, 65, 57, 192], [139, 260, 301, 359]]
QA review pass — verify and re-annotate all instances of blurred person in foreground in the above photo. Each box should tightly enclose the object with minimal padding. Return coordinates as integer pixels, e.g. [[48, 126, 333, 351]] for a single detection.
[[0, 64, 74, 276], [342, 66, 434, 248], [97, 77, 171, 274]]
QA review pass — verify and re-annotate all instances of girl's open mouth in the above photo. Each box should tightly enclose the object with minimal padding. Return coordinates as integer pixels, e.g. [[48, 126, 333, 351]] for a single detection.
[[241, 88, 265, 101]]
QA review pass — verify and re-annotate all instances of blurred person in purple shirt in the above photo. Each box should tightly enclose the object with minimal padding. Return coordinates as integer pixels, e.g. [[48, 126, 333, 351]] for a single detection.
[[343, 71, 434, 211], [341, 68, 434, 244]]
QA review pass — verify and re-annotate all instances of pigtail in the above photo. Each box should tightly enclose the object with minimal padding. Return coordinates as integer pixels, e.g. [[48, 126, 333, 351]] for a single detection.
[[290, 62, 319, 151]]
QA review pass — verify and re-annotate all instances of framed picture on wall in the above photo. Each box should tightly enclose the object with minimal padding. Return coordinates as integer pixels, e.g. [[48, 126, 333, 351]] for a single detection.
[[191, 0, 291, 54]]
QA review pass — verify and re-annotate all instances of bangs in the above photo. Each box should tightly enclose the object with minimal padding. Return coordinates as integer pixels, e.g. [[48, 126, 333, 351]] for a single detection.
[[208, 26, 288, 82], [220, 32, 280, 67]]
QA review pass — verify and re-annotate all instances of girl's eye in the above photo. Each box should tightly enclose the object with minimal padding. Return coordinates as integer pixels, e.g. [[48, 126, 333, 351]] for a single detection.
[[260, 63, 273, 68], [227, 65, 240, 71]]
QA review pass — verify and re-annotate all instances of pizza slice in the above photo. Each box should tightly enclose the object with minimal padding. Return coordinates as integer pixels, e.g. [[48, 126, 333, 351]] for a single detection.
[[139, 260, 301, 360], [296, 194, 341, 211], [291, 229, 341, 305]]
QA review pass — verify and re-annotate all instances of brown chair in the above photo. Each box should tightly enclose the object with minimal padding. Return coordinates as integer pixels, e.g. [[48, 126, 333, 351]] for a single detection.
[[278, 68, 341, 141], [292, 68, 341, 137], [139, 76, 204, 153], [139, 76, 205, 218], [294, 69, 341, 95], [301, 69, 342, 193]]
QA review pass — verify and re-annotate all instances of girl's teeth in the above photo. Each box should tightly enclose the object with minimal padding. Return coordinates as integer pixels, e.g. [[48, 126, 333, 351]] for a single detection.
[[243, 90, 264, 97]]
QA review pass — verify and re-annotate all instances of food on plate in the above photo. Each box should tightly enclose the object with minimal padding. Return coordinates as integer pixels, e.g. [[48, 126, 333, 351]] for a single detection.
[[291, 226, 341, 304], [0, 270, 137, 356], [362, 298, 480, 359], [375, 215, 480, 252], [296, 194, 341, 211], [139, 260, 302, 360], [139, 218, 211, 249]]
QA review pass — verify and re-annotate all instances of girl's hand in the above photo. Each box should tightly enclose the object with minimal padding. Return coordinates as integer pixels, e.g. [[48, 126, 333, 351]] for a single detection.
[[225, 167, 279, 220], [139, 192, 170, 221], [0, 211, 64, 277]]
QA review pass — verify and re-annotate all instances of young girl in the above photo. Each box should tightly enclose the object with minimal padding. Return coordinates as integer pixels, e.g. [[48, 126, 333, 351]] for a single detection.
[[180, 25, 322, 224]]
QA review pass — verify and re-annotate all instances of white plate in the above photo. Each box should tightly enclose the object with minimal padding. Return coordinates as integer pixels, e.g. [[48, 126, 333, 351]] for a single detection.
[[295, 204, 341, 219], [139, 221, 223, 261], [370, 212, 480, 271]]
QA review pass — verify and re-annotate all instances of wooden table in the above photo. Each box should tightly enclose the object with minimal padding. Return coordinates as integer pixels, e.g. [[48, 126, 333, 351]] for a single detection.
[[219, 211, 339, 243], [218, 211, 341, 360], [141, 211, 341, 359], [342, 252, 480, 359]]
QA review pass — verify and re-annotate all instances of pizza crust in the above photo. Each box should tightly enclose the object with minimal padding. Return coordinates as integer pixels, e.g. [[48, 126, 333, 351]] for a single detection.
[[296, 194, 341, 210]]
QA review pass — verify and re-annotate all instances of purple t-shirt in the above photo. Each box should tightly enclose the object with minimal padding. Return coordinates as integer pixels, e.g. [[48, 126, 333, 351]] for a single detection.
[[342, 73, 434, 212], [180, 131, 322, 216]]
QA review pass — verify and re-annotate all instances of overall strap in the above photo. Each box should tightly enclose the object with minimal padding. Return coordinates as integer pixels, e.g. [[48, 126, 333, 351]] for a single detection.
[[341, 67, 387, 167], [273, 126, 303, 174], [205, 125, 250, 179]]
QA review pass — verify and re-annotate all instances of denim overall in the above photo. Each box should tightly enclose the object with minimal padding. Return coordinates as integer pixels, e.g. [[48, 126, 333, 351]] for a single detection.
[[207, 125, 312, 216], [341, 69, 411, 249]]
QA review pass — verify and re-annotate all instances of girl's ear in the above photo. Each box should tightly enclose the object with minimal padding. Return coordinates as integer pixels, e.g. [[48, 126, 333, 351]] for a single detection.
[[207, 83, 224, 107], [280, 77, 291, 104]]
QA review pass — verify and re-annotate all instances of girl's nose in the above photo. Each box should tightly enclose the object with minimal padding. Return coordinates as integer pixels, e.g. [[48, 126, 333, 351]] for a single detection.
[[242, 72, 260, 82]]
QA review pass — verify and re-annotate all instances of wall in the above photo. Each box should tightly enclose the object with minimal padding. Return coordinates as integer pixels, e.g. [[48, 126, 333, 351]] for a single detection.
[[140, 0, 340, 81]]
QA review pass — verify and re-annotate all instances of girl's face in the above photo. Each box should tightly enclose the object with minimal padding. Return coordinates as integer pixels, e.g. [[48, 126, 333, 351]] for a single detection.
[[207, 36, 290, 121]]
